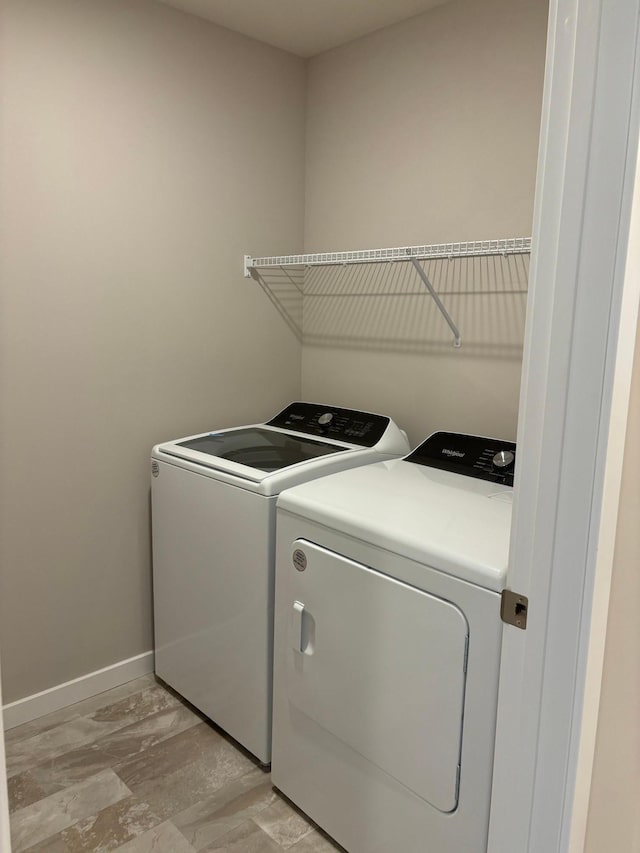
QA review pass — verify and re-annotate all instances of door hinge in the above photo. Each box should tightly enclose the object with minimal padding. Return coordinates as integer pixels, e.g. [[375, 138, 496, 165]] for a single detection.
[[500, 590, 528, 630]]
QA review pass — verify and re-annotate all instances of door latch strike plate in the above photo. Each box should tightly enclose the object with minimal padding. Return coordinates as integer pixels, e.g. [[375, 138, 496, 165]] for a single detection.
[[501, 590, 528, 630]]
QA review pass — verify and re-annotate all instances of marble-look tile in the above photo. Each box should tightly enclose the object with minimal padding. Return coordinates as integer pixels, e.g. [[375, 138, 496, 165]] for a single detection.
[[5, 713, 81, 751], [60, 794, 161, 852], [88, 685, 182, 725], [113, 820, 195, 852], [7, 717, 131, 778], [12, 705, 201, 804], [118, 725, 255, 822], [26, 744, 119, 801], [4, 677, 157, 747], [125, 753, 257, 826], [23, 832, 69, 853], [252, 796, 315, 849], [8, 770, 47, 813], [92, 702, 202, 762], [289, 829, 344, 852], [114, 723, 212, 789], [172, 767, 276, 850], [17, 701, 200, 798], [116, 722, 253, 790], [201, 819, 282, 852], [22, 833, 71, 852], [10, 769, 131, 852], [6, 684, 174, 777]]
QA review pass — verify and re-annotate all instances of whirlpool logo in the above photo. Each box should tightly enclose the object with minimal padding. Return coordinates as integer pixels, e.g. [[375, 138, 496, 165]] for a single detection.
[[442, 448, 465, 458]]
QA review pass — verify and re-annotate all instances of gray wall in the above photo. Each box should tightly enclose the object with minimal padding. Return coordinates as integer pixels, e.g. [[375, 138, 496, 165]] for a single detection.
[[301, 0, 548, 446], [0, 0, 305, 703]]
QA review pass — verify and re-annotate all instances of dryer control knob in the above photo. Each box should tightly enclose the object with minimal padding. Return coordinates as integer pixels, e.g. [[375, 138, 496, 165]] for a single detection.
[[318, 413, 333, 425], [493, 449, 515, 469]]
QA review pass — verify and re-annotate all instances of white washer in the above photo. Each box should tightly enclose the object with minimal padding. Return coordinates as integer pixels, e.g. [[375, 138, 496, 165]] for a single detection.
[[271, 431, 516, 853], [151, 402, 409, 764]]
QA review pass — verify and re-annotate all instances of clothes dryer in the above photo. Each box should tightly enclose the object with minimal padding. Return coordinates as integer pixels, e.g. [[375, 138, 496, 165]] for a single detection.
[[271, 431, 516, 852], [151, 402, 409, 764]]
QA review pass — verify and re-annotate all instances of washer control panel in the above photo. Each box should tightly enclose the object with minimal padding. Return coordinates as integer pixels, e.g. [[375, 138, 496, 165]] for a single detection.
[[268, 402, 390, 447], [406, 431, 517, 486]]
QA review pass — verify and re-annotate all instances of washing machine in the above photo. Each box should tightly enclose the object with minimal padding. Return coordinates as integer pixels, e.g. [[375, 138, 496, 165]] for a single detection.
[[151, 401, 409, 764], [271, 431, 516, 852]]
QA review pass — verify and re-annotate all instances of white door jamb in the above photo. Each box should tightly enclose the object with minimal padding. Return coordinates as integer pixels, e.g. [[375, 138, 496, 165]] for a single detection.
[[489, 1, 640, 851]]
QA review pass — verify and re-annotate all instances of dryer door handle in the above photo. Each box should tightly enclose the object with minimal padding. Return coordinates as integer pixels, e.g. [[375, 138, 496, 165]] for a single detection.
[[292, 601, 305, 653]]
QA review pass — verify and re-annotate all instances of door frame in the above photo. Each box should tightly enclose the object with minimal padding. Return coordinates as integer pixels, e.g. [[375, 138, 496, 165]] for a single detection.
[[0, 658, 11, 851], [489, 1, 640, 851]]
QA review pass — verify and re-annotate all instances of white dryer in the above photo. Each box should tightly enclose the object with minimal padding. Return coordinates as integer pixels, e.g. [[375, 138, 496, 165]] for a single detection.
[[271, 431, 516, 853], [151, 402, 409, 764]]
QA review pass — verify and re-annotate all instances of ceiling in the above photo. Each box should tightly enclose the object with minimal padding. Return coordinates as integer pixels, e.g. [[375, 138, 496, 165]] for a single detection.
[[157, 0, 451, 57]]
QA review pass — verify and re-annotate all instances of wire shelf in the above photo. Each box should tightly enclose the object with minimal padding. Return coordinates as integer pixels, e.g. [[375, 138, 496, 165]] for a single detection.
[[244, 237, 532, 348], [244, 237, 531, 276]]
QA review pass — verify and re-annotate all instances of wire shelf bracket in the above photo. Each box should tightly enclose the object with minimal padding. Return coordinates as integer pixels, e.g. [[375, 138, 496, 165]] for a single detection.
[[410, 258, 462, 347], [243, 237, 532, 348]]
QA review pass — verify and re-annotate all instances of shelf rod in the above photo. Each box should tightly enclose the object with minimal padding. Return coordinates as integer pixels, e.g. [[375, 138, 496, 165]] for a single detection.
[[410, 258, 461, 348], [243, 237, 531, 276]]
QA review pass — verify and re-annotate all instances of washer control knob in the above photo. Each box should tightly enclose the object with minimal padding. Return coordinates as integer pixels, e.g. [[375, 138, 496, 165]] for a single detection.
[[318, 412, 333, 425], [493, 449, 515, 469]]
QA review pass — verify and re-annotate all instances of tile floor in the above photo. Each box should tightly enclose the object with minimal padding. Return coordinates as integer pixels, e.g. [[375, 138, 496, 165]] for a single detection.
[[4, 675, 342, 852]]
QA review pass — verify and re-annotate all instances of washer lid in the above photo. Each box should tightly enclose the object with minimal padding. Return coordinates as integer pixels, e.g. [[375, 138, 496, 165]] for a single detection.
[[172, 427, 345, 473], [277, 458, 513, 591]]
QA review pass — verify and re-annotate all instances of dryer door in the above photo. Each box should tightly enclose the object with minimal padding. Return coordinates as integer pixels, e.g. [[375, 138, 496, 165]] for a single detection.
[[283, 540, 469, 813]]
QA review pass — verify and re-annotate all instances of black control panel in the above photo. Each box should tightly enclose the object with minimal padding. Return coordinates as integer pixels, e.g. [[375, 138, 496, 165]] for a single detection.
[[406, 431, 516, 486], [267, 402, 390, 447]]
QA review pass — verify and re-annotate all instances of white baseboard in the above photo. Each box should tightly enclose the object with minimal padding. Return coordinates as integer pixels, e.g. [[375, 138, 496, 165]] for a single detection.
[[2, 651, 155, 730]]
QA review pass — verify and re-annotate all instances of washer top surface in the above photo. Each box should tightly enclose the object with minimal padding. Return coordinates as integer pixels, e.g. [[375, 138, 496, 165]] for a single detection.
[[277, 432, 516, 591], [152, 401, 410, 496], [173, 427, 343, 471]]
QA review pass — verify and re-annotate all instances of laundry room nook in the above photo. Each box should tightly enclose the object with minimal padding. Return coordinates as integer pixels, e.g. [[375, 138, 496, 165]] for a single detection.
[[1, 1, 639, 852]]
